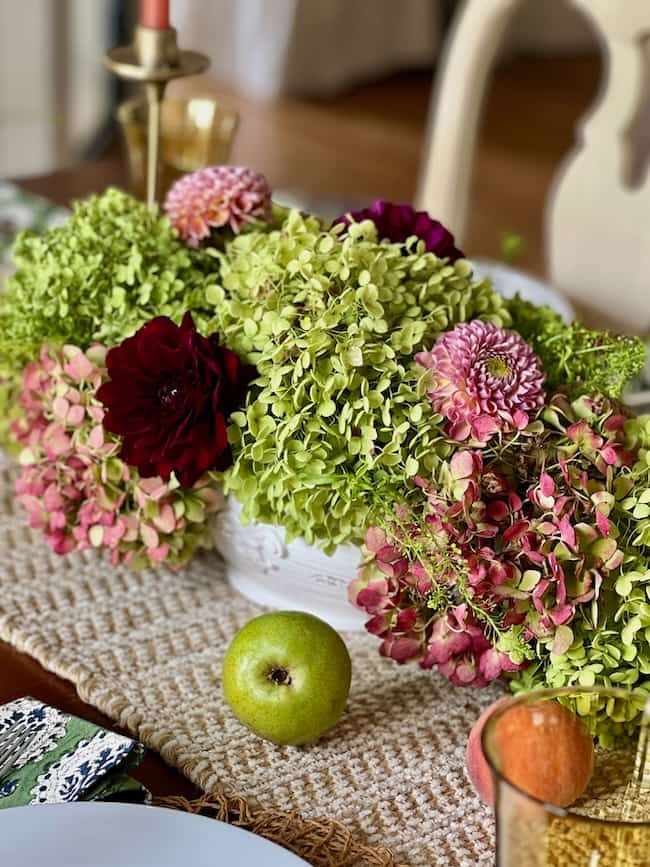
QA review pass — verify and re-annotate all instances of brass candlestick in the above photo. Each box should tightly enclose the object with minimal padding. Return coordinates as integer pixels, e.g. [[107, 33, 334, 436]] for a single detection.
[[105, 27, 210, 207]]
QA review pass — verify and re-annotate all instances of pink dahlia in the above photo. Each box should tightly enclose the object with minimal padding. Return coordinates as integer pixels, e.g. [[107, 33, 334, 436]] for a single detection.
[[164, 165, 272, 247], [416, 321, 545, 443]]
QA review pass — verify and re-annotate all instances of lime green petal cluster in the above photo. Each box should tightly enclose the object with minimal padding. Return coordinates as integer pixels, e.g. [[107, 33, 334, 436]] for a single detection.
[[507, 296, 644, 399], [208, 209, 510, 549], [0, 188, 215, 380]]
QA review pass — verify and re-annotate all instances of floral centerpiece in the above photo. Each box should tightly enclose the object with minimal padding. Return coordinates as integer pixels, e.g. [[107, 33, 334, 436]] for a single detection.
[[1, 165, 649, 738]]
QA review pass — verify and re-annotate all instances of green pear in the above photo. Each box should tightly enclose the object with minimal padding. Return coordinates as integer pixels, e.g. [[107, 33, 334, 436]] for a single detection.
[[222, 611, 352, 746]]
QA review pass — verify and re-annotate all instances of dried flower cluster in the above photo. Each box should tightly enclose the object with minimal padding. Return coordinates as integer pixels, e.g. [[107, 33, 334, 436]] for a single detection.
[[11, 344, 221, 569], [4, 164, 650, 736]]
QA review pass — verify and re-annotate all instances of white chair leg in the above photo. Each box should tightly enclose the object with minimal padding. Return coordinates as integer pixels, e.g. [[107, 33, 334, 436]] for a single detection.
[[415, 0, 524, 241]]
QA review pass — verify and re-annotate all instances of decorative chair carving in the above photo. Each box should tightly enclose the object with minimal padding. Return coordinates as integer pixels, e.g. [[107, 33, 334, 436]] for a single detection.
[[416, 0, 650, 334]]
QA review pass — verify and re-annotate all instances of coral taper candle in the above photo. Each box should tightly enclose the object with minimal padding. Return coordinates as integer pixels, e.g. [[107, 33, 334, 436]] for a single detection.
[[140, 0, 170, 30]]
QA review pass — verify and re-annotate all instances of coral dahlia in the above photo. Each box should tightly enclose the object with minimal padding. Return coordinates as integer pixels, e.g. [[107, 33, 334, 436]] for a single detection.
[[416, 321, 545, 443], [164, 165, 272, 247]]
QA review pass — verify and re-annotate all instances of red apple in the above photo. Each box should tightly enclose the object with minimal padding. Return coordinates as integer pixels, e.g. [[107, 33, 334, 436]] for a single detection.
[[466, 697, 513, 806], [493, 701, 594, 807], [466, 698, 595, 808]]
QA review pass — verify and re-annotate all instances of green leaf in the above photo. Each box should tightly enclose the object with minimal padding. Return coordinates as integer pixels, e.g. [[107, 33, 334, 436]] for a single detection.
[[319, 400, 336, 417], [405, 457, 419, 476]]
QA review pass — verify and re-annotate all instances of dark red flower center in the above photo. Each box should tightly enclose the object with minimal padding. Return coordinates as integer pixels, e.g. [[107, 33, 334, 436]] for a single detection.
[[157, 379, 183, 409]]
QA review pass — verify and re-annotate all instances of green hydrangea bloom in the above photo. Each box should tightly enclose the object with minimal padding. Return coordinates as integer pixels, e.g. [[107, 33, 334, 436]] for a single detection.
[[507, 296, 645, 399], [0, 188, 216, 380], [208, 209, 510, 549]]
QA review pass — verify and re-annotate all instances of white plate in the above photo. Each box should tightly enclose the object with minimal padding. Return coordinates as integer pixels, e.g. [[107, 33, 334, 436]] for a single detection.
[[0, 802, 310, 867], [471, 258, 575, 324]]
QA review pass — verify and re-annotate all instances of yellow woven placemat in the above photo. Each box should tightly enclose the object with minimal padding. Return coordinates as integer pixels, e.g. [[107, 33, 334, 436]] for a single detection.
[[0, 458, 497, 865]]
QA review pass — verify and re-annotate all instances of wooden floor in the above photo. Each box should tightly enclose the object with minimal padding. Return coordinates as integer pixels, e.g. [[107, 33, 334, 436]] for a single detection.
[[170, 53, 601, 275]]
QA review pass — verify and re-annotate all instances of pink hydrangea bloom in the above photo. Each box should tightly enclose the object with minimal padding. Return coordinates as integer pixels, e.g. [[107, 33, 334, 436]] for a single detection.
[[416, 321, 545, 443], [164, 165, 272, 247], [11, 344, 221, 569], [352, 393, 635, 690]]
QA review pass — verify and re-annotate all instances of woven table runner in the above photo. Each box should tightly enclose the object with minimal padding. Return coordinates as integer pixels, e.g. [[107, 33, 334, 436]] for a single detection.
[[0, 457, 497, 865]]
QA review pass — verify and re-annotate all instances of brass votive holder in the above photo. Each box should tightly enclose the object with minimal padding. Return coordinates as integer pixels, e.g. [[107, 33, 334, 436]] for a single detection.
[[105, 26, 210, 207], [118, 97, 239, 202]]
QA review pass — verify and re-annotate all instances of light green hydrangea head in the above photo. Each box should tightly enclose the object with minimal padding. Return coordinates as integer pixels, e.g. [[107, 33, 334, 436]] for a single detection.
[[0, 188, 216, 380], [208, 209, 511, 549]]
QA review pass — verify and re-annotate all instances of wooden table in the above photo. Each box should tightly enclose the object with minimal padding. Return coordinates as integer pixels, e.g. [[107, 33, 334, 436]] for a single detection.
[[1, 158, 200, 800], [0, 49, 603, 791]]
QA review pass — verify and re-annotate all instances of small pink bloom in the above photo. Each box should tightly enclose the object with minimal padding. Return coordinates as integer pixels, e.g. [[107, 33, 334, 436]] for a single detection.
[[540, 473, 555, 498], [558, 515, 576, 549], [596, 511, 610, 537], [478, 647, 522, 681], [549, 604, 574, 627], [66, 404, 85, 427], [567, 421, 603, 453], [437, 655, 488, 688], [450, 450, 479, 480], [88, 425, 105, 450], [603, 414, 626, 433], [164, 166, 272, 247], [365, 526, 388, 553], [503, 520, 530, 543], [147, 543, 170, 563], [140, 523, 159, 549], [152, 503, 177, 534], [64, 350, 94, 382], [486, 500, 509, 522], [395, 608, 418, 632], [551, 626, 574, 655], [512, 409, 529, 430], [380, 636, 422, 664], [356, 580, 391, 614], [52, 397, 69, 419], [417, 321, 545, 444], [600, 443, 632, 468]]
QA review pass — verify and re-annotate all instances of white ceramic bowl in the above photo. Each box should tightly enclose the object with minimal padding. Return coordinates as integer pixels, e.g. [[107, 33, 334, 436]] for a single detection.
[[211, 498, 366, 632]]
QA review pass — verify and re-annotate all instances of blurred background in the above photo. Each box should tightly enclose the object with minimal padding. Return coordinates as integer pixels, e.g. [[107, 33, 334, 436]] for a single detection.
[[0, 0, 604, 273]]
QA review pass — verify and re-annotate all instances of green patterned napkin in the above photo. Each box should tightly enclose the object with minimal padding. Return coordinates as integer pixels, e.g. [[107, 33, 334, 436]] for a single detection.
[[0, 182, 69, 269], [0, 698, 149, 809]]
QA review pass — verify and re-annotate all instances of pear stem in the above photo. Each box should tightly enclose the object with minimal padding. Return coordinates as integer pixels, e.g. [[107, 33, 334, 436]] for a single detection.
[[268, 667, 292, 686]]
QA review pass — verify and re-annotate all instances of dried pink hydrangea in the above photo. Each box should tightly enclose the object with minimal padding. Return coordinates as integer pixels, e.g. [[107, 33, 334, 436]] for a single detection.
[[351, 394, 635, 689], [416, 321, 545, 443], [164, 165, 272, 247], [11, 344, 221, 569]]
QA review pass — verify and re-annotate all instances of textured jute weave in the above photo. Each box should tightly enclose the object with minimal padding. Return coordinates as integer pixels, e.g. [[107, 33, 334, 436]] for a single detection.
[[0, 458, 498, 865]]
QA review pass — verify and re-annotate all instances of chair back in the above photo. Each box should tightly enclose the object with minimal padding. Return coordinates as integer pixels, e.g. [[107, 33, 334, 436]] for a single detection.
[[417, 0, 650, 333]]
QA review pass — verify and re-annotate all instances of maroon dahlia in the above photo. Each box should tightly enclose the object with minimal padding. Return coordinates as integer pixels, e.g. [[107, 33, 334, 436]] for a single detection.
[[97, 313, 254, 487], [333, 201, 463, 261]]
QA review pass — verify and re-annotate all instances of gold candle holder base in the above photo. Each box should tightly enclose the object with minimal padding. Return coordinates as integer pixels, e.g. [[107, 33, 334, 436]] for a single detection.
[[118, 97, 239, 202], [105, 27, 210, 208]]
